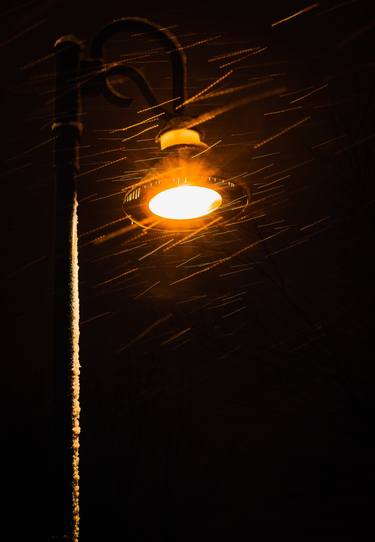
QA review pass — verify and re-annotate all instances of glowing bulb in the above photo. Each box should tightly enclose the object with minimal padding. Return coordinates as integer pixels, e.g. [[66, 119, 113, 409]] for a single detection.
[[148, 185, 222, 220]]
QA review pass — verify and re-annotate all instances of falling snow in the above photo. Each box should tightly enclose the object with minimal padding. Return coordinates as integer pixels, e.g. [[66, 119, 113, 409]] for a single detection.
[[3, 1, 375, 539]]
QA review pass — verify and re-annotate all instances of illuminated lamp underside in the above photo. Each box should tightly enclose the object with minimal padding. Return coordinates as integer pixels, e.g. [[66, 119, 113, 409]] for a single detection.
[[123, 176, 249, 233], [148, 184, 222, 220]]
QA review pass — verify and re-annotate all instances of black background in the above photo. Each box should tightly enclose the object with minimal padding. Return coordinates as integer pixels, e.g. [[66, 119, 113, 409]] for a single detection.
[[1, 1, 374, 540]]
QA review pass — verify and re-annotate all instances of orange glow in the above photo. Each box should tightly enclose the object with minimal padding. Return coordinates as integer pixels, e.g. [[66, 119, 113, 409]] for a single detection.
[[159, 128, 204, 150], [148, 185, 222, 220], [141, 153, 217, 188]]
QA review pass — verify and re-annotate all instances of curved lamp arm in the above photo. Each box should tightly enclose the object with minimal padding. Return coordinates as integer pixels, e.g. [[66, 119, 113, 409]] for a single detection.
[[103, 64, 166, 113], [91, 17, 187, 115]]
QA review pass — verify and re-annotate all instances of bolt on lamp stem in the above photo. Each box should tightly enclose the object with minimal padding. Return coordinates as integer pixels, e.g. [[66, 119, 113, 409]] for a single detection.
[[51, 36, 82, 542]]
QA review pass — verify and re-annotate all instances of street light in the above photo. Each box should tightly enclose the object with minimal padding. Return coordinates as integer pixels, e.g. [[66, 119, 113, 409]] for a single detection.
[[52, 17, 249, 542]]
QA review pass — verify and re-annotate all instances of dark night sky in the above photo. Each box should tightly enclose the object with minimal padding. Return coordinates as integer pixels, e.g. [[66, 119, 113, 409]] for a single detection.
[[2, 1, 375, 540]]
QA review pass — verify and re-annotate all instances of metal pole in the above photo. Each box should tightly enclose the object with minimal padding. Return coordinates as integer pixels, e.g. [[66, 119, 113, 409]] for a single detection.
[[51, 36, 82, 542]]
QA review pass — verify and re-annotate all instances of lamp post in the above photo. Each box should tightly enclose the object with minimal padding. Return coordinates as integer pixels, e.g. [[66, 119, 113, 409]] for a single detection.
[[52, 17, 250, 541], [51, 17, 215, 542]]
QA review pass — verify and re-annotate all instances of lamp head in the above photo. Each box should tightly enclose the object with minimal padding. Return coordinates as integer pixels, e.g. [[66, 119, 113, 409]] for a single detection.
[[123, 117, 250, 232]]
